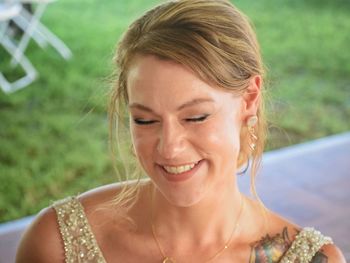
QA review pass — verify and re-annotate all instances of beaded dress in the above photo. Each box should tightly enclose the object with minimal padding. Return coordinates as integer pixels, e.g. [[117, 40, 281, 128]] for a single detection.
[[53, 197, 333, 263]]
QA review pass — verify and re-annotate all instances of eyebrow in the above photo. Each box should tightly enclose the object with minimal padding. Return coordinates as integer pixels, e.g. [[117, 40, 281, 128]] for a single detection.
[[128, 97, 214, 113]]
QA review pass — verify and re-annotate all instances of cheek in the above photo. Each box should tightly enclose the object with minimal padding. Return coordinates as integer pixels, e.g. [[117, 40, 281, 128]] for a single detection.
[[131, 128, 156, 165], [197, 116, 241, 156]]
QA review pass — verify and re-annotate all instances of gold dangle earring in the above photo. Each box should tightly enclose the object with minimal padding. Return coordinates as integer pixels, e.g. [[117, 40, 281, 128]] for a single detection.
[[247, 115, 258, 152], [237, 115, 258, 176]]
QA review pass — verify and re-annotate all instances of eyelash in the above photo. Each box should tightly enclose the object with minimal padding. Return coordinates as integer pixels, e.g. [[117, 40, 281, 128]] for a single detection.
[[133, 114, 209, 125], [133, 119, 158, 125], [185, 114, 209, 122]]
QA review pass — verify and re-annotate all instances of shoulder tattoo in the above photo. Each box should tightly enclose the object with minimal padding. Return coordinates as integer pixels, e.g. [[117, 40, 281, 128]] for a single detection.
[[248, 227, 329, 263], [249, 227, 291, 263]]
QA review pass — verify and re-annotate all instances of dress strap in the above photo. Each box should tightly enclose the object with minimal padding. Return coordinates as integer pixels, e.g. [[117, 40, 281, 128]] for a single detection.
[[280, 227, 333, 263], [53, 196, 106, 263]]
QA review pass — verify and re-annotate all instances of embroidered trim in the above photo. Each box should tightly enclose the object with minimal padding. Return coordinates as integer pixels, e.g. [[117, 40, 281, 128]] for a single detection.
[[280, 227, 333, 263], [53, 196, 333, 263], [53, 196, 106, 263]]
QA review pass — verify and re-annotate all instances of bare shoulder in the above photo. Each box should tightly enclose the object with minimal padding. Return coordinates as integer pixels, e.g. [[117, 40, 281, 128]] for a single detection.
[[15, 182, 123, 263], [78, 181, 126, 205], [15, 181, 136, 263], [16, 180, 150, 263], [265, 208, 301, 239], [246, 198, 301, 244], [76, 180, 151, 228], [76, 180, 152, 257], [15, 206, 63, 263], [265, 210, 346, 262], [76, 179, 150, 213], [249, 202, 346, 263], [313, 244, 346, 263]]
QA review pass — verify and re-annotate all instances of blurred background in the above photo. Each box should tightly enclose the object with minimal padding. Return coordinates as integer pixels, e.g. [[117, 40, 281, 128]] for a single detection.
[[0, 0, 349, 225]]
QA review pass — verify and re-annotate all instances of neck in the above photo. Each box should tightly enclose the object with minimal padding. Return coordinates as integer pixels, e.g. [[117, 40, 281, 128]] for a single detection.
[[150, 177, 244, 248]]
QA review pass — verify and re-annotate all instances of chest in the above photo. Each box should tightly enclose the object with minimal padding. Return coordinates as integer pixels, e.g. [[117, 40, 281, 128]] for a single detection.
[[99, 234, 263, 263]]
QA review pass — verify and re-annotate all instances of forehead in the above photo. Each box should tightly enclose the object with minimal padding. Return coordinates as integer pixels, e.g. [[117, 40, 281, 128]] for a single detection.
[[126, 55, 233, 108]]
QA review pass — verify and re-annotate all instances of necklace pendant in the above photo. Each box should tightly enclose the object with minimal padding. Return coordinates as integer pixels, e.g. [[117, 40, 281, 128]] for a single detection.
[[163, 257, 175, 263]]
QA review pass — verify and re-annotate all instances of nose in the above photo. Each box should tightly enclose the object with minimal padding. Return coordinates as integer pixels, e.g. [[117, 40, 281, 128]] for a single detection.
[[157, 119, 186, 160]]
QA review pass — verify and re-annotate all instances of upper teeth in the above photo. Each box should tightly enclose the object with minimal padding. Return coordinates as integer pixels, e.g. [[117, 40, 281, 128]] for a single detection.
[[163, 162, 197, 174]]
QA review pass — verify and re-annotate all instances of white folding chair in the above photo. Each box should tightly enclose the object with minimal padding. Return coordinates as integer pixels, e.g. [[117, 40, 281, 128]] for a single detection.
[[9, 0, 72, 66], [0, 2, 37, 93]]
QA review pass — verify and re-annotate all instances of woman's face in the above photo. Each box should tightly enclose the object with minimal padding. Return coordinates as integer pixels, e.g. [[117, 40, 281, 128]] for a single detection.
[[127, 55, 246, 207]]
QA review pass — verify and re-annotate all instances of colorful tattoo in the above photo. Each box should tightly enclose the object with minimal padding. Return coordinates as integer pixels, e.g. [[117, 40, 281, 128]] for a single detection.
[[311, 251, 328, 263], [249, 227, 292, 263]]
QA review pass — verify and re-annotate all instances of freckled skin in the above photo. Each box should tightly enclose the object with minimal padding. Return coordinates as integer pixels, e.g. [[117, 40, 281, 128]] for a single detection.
[[127, 55, 244, 207]]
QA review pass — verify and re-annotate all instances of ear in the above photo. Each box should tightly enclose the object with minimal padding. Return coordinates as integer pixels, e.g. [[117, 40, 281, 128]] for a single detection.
[[241, 75, 261, 119]]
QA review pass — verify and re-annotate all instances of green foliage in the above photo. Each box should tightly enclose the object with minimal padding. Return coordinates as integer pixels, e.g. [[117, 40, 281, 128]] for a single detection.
[[0, 0, 349, 222]]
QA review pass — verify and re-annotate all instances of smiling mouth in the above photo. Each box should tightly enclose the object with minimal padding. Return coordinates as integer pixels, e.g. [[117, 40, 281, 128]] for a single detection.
[[162, 161, 201, 174]]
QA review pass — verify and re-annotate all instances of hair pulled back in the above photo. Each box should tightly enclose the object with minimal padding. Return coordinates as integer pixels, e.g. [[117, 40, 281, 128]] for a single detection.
[[109, 0, 267, 209]]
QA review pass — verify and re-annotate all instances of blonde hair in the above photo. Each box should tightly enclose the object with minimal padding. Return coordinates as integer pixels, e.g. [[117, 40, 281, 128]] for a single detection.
[[109, 0, 267, 212]]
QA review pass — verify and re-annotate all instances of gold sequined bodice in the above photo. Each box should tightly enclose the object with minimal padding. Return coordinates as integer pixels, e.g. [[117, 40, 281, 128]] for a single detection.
[[53, 197, 333, 263], [53, 197, 107, 263]]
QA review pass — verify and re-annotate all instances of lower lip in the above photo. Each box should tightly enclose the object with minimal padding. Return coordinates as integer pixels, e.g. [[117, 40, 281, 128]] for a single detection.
[[159, 160, 203, 183]]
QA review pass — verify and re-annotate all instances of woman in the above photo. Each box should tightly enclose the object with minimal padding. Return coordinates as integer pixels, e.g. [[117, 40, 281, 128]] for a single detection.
[[16, 0, 345, 262]]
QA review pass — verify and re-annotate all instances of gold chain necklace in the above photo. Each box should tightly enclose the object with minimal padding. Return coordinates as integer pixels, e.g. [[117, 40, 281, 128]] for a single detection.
[[150, 187, 245, 263]]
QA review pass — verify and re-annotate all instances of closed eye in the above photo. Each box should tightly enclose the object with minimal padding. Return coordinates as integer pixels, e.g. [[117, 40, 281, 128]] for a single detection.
[[133, 119, 158, 125], [185, 114, 210, 122]]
